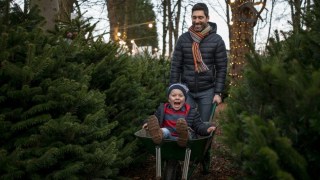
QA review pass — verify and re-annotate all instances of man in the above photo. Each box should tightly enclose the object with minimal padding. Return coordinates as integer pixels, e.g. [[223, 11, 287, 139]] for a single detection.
[[169, 3, 228, 122]]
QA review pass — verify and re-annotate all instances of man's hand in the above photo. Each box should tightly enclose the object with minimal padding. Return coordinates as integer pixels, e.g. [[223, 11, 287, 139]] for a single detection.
[[207, 126, 216, 133], [213, 94, 222, 104]]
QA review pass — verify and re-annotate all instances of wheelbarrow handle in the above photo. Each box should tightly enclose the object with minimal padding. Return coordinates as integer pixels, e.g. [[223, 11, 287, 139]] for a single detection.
[[209, 102, 218, 122]]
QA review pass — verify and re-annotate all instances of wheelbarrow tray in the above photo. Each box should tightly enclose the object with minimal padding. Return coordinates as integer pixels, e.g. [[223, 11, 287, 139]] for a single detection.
[[135, 129, 213, 162]]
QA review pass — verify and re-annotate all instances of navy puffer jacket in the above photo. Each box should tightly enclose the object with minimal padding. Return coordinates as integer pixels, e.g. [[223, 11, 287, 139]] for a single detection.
[[169, 22, 228, 94]]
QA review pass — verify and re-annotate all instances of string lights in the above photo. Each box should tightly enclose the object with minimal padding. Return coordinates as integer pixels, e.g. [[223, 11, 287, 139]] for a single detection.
[[227, 0, 266, 86], [116, 21, 154, 41], [115, 21, 155, 55]]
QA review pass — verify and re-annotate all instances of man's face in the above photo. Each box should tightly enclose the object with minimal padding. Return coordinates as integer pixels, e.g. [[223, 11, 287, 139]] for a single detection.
[[168, 89, 186, 111], [191, 10, 209, 32]]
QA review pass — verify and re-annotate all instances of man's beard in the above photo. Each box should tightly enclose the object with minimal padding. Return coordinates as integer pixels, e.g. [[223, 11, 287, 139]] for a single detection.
[[192, 22, 208, 32]]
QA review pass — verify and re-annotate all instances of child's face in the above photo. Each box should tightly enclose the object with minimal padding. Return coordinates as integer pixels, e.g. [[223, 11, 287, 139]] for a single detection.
[[168, 89, 186, 110]]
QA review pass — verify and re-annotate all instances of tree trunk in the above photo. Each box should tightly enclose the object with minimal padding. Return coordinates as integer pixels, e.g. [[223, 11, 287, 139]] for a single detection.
[[58, 0, 76, 23], [24, 0, 29, 14], [288, 0, 303, 33], [228, 0, 266, 85], [174, 0, 182, 45], [266, 0, 276, 46], [168, 0, 173, 57], [305, 0, 311, 30], [293, 0, 302, 33], [226, 0, 231, 43], [30, 0, 59, 32], [106, 0, 120, 42], [123, 0, 129, 41], [162, 0, 168, 56]]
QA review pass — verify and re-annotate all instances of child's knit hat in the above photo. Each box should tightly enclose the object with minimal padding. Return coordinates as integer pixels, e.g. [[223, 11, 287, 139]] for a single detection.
[[167, 83, 189, 98]]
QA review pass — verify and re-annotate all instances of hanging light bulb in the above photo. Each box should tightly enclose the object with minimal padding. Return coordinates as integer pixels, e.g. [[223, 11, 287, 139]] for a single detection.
[[259, 2, 264, 7]]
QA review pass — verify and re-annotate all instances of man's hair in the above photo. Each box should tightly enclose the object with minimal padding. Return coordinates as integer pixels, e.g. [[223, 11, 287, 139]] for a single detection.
[[192, 3, 209, 17]]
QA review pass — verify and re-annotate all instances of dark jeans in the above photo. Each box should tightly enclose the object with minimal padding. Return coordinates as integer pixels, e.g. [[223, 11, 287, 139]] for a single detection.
[[187, 88, 214, 122]]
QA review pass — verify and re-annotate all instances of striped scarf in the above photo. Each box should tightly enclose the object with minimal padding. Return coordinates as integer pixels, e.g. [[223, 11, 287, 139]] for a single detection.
[[189, 25, 212, 73]]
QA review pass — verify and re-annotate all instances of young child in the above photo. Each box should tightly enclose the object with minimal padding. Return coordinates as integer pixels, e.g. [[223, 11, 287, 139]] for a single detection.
[[142, 83, 216, 147]]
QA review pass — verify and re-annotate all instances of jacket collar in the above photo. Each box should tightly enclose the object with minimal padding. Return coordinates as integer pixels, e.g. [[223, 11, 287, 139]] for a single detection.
[[208, 22, 217, 34]]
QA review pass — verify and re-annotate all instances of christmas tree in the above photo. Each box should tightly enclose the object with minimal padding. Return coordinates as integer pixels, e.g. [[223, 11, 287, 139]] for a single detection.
[[219, 2, 320, 179], [91, 51, 169, 168], [0, 12, 127, 180], [0, 4, 170, 178]]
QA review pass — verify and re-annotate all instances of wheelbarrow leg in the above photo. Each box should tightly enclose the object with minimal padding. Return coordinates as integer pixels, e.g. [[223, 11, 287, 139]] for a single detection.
[[155, 146, 161, 180], [182, 148, 191, 180]]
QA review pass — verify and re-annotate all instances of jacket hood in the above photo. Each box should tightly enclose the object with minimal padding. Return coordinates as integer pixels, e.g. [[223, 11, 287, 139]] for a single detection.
[[208, 22, 217, 34]]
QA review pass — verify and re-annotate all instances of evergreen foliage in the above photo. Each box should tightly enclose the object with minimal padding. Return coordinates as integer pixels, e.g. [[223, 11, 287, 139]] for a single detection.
[[0, 17, 121, 179], [91, 52, 169, 168], [0, 4, 169, 179], [219, 2, 320, 179]]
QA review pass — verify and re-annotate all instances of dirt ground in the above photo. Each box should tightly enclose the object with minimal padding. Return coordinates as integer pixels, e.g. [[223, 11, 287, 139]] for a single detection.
[[122, 103, 240, 179], [121, 143, 239, 180]]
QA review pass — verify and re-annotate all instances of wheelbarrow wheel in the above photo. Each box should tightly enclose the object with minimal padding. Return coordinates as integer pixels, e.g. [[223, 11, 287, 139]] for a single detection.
[[163, 160, 181, 180]]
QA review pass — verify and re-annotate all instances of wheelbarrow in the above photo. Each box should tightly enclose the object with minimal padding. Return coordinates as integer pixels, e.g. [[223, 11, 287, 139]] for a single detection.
[[134, 103, 217, 180]]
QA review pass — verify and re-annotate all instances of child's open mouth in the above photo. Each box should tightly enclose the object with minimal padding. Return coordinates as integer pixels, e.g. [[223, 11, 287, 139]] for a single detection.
[[174, 102, 181, 106]]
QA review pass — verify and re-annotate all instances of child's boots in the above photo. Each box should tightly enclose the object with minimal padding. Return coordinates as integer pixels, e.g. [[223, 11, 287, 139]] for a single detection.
[[176, 118, 189, 147], [147, 115, 163, 144]]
